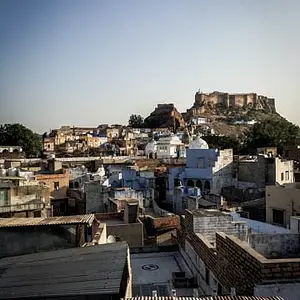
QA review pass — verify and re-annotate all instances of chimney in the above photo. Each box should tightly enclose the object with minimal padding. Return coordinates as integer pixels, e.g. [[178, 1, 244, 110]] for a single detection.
[[124, 201, 139, 223]]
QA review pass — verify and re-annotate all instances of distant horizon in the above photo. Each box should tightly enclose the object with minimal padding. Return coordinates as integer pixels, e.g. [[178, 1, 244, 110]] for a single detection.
[[0, 88, 295, 134], [1, 0, 299, 133]]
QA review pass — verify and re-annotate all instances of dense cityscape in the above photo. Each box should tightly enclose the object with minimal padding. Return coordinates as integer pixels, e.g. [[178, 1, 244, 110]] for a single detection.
[[0, 89, 300, 299], [1, 0, 300, 299]]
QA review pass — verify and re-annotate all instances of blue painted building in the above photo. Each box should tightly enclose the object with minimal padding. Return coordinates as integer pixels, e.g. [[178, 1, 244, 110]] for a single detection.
[[167, 135, 234, 203], [122, 169, 156, 207]]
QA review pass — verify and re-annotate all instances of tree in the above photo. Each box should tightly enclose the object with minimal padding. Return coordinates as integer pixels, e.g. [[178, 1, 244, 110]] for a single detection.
[[0, 124, 43, 157], [202, 135, 244, 154], [128, 114, 144, 128], [244, 117, 300, 153]]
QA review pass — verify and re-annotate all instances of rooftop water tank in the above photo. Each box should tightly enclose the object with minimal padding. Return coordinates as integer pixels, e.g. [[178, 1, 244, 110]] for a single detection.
[[107, 235, 116, 243], [7, 168, 17, 177], [0, 168, 6, 176]]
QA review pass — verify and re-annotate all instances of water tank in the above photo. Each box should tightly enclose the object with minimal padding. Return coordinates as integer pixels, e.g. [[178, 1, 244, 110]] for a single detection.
[[194, 187, 201, 197], [107, 235, 116, 243], [7, 168, 17, 177], [0, 169, 6, 176], [188, 188, 195, 196]]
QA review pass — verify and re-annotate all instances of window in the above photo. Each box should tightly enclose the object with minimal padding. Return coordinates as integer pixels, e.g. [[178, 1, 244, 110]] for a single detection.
[[54, 181, 59, 190], [34, 211, 41, 217], [205, 267, 210, 285], [273, 209, 284, 225], [0, 189, 8, 206], [217, 282, 223, 295], [187, 179, 195, 187], [197, 157, 204, 168], [285, 171, 289, 181], [281, 172, 284, 181]]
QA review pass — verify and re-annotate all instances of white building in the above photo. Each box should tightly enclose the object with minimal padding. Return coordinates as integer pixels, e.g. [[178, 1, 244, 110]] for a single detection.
[[145, 139, 157, 159], [156, 135, 186, 159], [191, 117, 208, 125]]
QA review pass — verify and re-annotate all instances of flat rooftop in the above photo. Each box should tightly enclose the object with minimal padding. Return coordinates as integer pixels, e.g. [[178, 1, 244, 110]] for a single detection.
[[131, 251, 195, 297], [0, 242, 128, 299], [229, 212, 291, 234], [188, 209, 225, 217]]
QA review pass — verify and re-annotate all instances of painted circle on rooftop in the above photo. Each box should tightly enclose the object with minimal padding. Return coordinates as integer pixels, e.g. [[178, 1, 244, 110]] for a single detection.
[[142, 264, 159, 271]]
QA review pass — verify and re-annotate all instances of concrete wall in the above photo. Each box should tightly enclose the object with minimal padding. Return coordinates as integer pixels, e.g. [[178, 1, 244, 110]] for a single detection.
[[238, 157, 294, 189], [254, 282, 300, 300], [85, 181, 108, 213], [238, 158, 266, 188], [212, 149, 233, 194], [249, 233, 300, 258], [266, 185, 300, 226], [8, 184, 50, 206], [0, 225, 78, 258], [191, 213, 248, 241], [182, 241, 222, 295], [106, 221, 143, 248]]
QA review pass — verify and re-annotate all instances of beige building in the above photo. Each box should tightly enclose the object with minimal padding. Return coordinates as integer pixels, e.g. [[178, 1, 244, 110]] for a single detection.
[[237, 155, 294, 189], [0, 171, 50, 218], [106, 127, 121, 141], [266, 183, 300, 227]]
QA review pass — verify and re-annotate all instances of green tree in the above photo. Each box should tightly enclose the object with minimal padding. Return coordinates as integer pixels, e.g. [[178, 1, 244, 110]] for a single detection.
[[128, 114, 144, 128], [0, 124, 42, 157], [203, 135, 244, 154], [244, 117, 300, 153]]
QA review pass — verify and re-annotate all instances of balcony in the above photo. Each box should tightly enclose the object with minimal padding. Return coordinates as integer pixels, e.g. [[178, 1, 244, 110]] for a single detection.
[[0, 202, 44, 213]]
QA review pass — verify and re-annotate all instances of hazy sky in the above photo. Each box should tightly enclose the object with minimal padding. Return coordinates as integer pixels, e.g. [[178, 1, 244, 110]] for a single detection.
[[0, 0, 299, 133]]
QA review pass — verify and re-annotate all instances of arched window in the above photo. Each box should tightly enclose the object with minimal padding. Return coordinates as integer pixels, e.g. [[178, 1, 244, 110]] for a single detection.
[[187, 179, 195, 187], [196, 180, 202, 190], [204, 180, 211, 191]]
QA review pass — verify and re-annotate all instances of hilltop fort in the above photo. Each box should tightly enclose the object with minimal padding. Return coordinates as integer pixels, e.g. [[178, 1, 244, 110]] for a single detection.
[[185, 90, 276, 118]]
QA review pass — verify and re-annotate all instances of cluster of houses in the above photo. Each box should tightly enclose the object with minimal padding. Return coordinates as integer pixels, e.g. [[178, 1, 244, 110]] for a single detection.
[[1, 134, 300, 299], [42, 123, 218, 158]]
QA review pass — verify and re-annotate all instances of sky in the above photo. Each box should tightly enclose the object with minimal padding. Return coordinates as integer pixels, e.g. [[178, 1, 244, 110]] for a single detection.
[[0, 0, 300, 133]]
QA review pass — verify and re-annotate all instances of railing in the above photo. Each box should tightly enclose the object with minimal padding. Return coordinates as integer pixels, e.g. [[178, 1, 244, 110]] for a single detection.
[[0, 202, 44, 213]]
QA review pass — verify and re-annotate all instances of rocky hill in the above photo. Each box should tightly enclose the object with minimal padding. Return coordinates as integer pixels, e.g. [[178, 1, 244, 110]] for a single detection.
[[184, 90, 276, 120], [142, 91, 281, 136], [144, 104, 186, 130]]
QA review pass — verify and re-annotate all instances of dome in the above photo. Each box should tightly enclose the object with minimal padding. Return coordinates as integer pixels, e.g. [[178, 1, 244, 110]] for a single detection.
[[145, 139, 157, 155], [189, 134, 209, 149], [157, 134, 182, 145]]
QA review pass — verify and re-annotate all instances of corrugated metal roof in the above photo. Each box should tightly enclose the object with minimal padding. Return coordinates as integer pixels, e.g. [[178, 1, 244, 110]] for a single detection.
[[0, 241, 128, 299], [123, 297, 283, 300], [0, 214, 95, 227]]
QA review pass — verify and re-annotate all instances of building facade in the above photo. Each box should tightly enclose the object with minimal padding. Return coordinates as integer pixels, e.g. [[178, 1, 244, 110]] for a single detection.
[[237, 155, 294, 189], [168, 136, 234, 208], [266, 183, 300, 227]]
